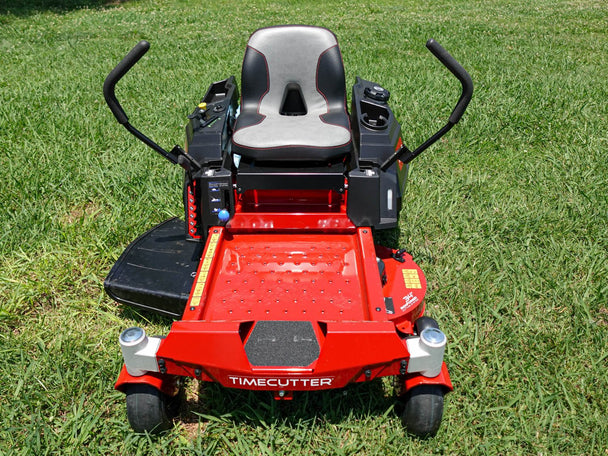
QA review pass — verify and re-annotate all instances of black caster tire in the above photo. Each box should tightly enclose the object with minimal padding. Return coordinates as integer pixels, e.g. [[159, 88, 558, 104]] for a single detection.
[[400, 384, 445, 438], [125, 383, 180, 434], [413, 316, 440, 335]]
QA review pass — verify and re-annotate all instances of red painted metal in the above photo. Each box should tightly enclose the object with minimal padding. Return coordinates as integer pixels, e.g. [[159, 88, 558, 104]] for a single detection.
[[273, 390, 294, 400], [402, 362, 453, 392], [375, 245, 426, 334], [227, 212, 355, 233], [228, 188, 354, 233], [186, 181, 201, 239], [155, 320, 412, 391], [114, 365, 180, 397], [115, 188, 452, 396], [237, 189, 345, 213], [395, 137, 405, 171], [183, 228, 391, 322]]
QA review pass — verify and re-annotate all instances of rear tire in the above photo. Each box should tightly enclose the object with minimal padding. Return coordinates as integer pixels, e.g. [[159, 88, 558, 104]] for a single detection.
[[125, 383, 180, 434], [400, 384, 444, 438]]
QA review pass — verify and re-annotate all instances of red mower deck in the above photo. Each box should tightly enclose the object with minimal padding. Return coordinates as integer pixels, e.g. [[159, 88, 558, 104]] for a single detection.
[[115, 225, 452, 394]]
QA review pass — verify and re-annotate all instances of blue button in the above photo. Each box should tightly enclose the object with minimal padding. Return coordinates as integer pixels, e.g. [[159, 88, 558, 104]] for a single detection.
[[218, 209, 230, 222]]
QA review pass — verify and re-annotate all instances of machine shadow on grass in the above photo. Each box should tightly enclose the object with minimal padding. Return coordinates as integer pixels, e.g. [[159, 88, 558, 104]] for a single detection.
[[182, 378, 396, 429], [119, 305, 177, 329]]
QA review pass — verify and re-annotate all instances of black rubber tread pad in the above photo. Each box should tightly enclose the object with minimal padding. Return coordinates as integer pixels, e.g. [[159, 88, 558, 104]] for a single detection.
[[245, 321, 320, 367]]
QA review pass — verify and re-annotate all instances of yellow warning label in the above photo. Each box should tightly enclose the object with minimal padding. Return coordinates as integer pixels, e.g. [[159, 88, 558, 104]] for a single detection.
[[191, 232, 220, 305], [402, 269, 422, 289], [192, 279, 206, 298]]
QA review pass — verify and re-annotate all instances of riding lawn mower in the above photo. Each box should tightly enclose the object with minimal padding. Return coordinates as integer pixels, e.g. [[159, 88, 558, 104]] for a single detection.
[[103, 25, 472, 436]]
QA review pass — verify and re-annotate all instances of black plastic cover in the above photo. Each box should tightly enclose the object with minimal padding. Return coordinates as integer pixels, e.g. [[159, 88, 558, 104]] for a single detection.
[[351, 76, 402, 166], [347, 77, 407, 229], [104, 218, 203, 318], [236, 163, 346, 193], [185, 77, 239, 166], [347, 165, 401, 229]]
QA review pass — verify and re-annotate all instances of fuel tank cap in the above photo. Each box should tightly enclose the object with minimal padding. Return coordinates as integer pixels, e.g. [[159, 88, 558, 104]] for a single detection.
[[364, 85, 390, 102]]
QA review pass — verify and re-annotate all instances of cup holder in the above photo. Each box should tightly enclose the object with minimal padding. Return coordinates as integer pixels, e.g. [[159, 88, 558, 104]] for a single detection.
[[360, 100, 389, 130], [361, 112, 388, 130]]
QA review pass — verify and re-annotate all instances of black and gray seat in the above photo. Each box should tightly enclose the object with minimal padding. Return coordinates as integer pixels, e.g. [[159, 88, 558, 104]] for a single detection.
[[232, 25, 352, 162]]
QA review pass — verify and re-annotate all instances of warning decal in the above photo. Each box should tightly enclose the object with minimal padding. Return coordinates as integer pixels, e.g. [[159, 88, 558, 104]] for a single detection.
[[402, 269, 422, 289], [191, 232, 220, 306]]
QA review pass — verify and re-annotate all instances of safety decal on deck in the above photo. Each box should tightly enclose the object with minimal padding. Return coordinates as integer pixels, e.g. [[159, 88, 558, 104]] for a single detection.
[[191, 231, 220, 307], [402, 269, 422, 289]]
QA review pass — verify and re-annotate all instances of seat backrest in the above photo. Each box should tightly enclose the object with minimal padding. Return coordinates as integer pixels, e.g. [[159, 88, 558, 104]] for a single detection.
[[240, 26, 347, 117]]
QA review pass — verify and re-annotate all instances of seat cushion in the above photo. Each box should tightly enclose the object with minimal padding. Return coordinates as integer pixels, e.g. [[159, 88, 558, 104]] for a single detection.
[[232, 26, 352, 162]]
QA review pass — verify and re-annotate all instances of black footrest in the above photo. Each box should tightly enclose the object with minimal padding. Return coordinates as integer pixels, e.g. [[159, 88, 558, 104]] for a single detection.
[[104, 218, 203, 318]]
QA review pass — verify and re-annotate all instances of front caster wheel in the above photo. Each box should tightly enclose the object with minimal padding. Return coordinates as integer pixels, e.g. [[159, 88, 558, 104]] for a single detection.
[[125, 383, 180, 433], [400, 384, 445, 438]]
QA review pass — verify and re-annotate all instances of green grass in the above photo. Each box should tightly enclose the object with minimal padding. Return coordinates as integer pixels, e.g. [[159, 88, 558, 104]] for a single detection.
[[1, 0, 607, 453]]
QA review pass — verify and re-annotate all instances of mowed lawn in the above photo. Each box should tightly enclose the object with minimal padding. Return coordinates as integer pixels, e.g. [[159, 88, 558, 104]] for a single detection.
[[1, 0, 607, 454]]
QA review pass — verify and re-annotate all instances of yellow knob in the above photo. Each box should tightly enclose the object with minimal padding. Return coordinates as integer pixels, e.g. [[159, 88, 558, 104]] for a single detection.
[[198, 102, 207, 110]]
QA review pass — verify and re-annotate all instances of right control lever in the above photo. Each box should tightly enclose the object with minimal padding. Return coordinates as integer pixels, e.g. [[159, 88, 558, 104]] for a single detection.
[[381, 39, 473, 171]]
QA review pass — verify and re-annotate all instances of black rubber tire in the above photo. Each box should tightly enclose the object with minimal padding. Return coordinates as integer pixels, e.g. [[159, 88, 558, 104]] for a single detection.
[[413, 316, 440, 335], [400, 385, 445, 438], [125, 384, 179, 434]]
